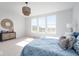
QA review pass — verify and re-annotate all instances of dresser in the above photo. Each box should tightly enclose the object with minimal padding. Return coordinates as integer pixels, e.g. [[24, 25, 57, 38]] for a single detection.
[[0, 32, 16, 41]]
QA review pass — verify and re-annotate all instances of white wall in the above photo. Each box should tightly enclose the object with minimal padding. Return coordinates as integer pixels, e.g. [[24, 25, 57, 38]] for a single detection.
[[56, 9, 73, 36], [0, 7, 26, 38], [72, 3, 79, 32], [25, 9, 73, 37]]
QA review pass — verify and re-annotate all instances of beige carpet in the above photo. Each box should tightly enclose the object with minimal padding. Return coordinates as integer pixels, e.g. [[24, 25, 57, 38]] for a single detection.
[[0, 37, 34, 56]]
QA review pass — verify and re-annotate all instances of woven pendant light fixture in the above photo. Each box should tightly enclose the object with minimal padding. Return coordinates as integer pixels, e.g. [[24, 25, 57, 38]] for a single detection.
[[22, 2, 31, 16]]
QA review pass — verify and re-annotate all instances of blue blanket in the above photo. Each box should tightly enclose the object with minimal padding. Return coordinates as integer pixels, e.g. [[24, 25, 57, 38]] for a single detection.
[[21, 38, 78, 56]]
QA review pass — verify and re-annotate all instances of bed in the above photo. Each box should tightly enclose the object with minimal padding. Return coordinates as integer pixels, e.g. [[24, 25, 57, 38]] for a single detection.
[[21, 38, 78, 56]]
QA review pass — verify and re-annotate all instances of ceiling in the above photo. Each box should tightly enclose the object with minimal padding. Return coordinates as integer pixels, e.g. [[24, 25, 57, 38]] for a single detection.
[[0, 2, 76, 16]]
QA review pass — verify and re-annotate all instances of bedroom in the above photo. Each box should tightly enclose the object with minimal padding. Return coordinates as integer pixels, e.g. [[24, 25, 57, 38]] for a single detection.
[[0, 2, 79, 56]]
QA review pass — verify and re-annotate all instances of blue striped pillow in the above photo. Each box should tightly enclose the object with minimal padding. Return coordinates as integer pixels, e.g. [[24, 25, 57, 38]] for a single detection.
[[73, 41, 79, 55], [73, 32, 79, 38], [77, 35, 79, 41]]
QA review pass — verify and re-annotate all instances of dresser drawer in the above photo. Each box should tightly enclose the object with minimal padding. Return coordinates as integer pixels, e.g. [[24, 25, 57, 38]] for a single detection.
[[9, 33, 16, 38], [2, 33, 10, 40]]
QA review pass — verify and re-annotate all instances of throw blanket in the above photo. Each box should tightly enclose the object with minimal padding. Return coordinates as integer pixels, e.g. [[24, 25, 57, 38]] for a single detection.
[[21, 38, 78, 56]]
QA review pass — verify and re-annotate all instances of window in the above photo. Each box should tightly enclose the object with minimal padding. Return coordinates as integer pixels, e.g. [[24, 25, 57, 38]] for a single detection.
[[31, 15, 56, 34], [47, 15, 56, 34], [31, 18, 38, 32], [38, 17, 46, 32]]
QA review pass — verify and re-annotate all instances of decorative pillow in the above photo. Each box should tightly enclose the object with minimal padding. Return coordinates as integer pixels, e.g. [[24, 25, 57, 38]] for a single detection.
[[59, 35, 75, 49], [73, 41, 79, 55], [59, 36, 69, 49], [66, 35, 75, 49], [77, 35, 79, 41], [73, 32, 79, 38]]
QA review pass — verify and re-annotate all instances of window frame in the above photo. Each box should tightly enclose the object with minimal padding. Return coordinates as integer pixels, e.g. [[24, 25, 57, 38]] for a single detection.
[[31, 15, 56, 34], [31, 18, 38, 33], [46, 15, 56, 34], [38, 17, 46, 33]]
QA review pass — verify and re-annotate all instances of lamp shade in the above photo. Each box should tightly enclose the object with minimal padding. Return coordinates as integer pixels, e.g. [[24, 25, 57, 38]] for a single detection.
[[66, 24, 71, 28], [22, 6, 31, 16], [66, 24, 72, 29], [66, 24, 73, 32]]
